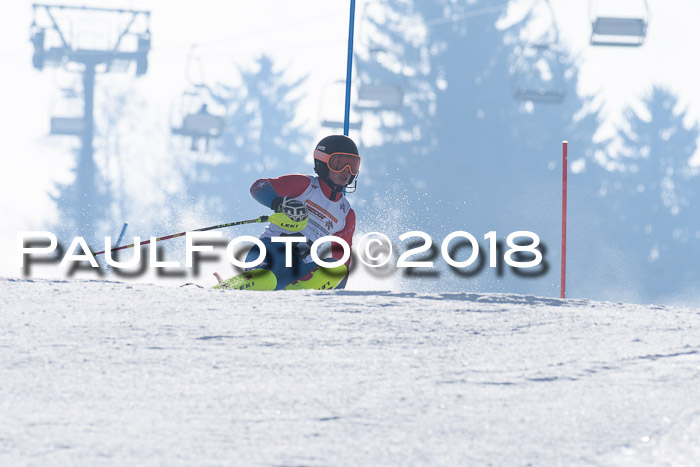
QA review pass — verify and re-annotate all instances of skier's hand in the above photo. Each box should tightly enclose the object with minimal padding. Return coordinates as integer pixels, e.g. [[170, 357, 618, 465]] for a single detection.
[[271, 196, 308, 222]]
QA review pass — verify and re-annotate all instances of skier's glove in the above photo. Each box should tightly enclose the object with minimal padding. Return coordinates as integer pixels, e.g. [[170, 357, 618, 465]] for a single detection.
[[271, 196, 308, 222]]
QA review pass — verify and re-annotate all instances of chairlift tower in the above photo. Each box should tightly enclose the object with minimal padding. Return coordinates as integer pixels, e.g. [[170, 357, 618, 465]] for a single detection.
[[30, 4, 151, 237]]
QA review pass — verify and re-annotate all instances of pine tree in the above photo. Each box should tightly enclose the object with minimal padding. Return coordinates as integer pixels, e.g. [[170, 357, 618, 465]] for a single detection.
[[606, 86, 700, 298], [189, 54, 310, 215], [352, 0, 603, 295], [352, 0, 438, 195]]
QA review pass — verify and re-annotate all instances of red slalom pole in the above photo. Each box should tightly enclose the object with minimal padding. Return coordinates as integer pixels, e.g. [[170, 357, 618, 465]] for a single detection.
[[561, 141, 568, 299]]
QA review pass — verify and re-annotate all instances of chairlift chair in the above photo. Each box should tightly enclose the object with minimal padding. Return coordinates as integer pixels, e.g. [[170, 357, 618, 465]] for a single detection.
[[511, 43, 566, 103], [356, 83, 404, 111], [321, 119, 362, 131], [30, 25, 46, 70], [51, 117, 85, 136], [171, 85, 225, 151], [49, 86, 85, 136], [590, 0, 649, 46], [135, 31, 151, 76], [319, 80, 362, 130], [354, 44, 406, 112], [172, 104, 224, 151], [509, 0, 567, 103]]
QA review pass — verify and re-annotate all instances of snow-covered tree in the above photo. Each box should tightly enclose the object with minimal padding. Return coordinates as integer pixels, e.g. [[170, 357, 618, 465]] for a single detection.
[[188, 54, 310, 215], [593, 87, 700, 299], [352, 0, 603, 296]]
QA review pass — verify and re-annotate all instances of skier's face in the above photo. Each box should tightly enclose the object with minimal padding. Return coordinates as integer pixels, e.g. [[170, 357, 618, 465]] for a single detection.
[[327, 166, 352, 186]]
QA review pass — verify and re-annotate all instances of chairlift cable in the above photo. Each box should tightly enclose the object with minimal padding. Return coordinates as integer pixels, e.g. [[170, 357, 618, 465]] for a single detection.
[[151, 10, 348, 53]]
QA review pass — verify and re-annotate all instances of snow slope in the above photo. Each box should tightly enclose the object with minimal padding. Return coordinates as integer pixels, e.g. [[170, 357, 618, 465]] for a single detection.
[[1, 278, 699, 465]]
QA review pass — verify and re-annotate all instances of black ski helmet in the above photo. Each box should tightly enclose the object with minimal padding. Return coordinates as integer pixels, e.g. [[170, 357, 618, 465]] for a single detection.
[[313, 134, 360, 188]]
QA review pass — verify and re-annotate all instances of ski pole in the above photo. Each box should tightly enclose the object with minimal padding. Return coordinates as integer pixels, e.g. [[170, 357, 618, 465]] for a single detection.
[[104, 222, 129, 272], [92, 213, 308, 257], [115, 222, 128, 248], [92, 216, 269, 256]]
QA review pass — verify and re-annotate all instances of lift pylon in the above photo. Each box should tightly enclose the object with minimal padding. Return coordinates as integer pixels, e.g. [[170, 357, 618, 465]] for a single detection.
[[29, 4, 151, 239]]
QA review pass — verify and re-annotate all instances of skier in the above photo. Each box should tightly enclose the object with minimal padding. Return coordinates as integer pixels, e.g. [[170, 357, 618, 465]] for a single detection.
[[215, 135, 360, 291]]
